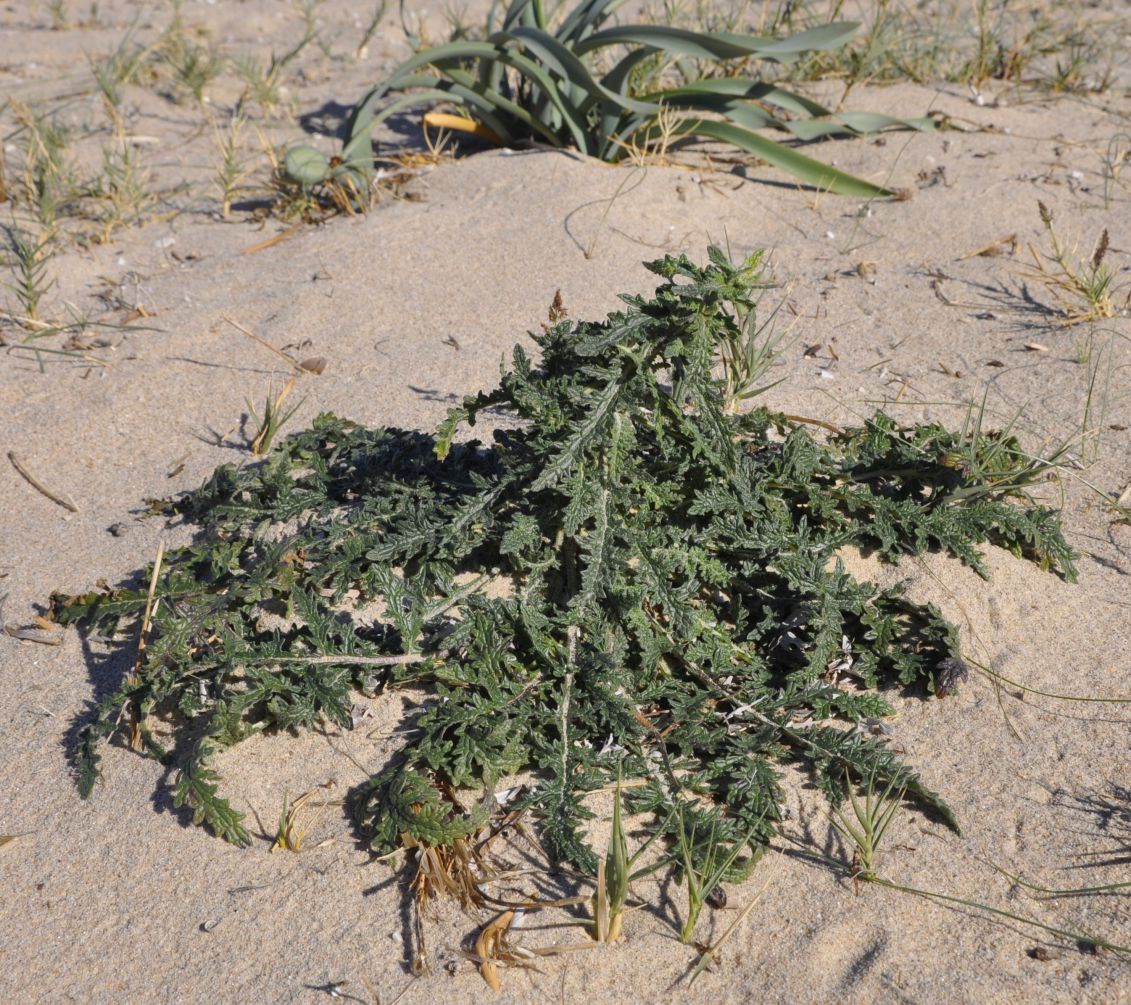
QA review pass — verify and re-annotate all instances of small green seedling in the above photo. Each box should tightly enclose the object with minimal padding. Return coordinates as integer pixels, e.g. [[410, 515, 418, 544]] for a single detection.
[[712, 248, 790, 412], [4, 227, 55, 325], [594, 776, 630, 943], [675, 807, 757, 943], [212, 113, 254, 218], [830, 768, 905, 890], [247, 376, 302, 456]]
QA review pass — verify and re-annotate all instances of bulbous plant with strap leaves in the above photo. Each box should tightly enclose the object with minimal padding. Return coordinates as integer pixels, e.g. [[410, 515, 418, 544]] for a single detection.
[[284, 0, 935, 202], [56, 246, 1074, 881]]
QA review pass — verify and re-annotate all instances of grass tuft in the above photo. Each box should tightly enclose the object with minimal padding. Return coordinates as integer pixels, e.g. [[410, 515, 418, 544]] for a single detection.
[[1024, 201, 1121, 325], [3, 226, 55, 325], [830, 767, 905, 891]]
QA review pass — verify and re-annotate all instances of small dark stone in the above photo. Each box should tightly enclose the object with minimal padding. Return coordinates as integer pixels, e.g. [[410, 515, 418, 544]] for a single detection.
[[108, 523, 129, 537]]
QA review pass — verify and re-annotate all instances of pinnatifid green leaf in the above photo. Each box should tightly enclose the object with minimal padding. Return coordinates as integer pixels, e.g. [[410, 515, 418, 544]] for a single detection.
[[57, 246, 1073, 880]]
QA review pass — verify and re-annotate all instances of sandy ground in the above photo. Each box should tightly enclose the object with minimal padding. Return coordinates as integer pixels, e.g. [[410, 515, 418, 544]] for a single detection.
[[1, 2, 1130, 1002]]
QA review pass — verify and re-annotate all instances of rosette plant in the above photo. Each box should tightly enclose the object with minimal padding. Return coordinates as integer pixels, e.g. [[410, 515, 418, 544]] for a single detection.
[[284, 0, 935, 200]]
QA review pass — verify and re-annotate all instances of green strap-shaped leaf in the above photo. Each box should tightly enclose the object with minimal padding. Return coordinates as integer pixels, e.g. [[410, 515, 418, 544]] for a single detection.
[[493, 36, 595, 151], [648, 117, 896, 198], [654, 77, 834, 118], [600, 45, 656, 97], [784, 111, 936, 141], [342, 83, 517, 165], [578, 24, 773, 60], [717, 21, 861, 57], [576, 21, 859, 62], [556, 0, 625, 44], [501, 0, 544, 31], [442, 68, 558, 145], [511, 25, 658, 115]]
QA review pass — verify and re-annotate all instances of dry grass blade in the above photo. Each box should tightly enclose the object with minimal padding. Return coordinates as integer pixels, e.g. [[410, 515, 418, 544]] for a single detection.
[[475, 909, 515, 992], [125, 540, 165, 750], [612, 101, 684, 168], [407, 833, 489, 914], [271, 780, 338, 852], [3, 623, 64, 644], [404, 831, 491, 978], [240, 223, 304, 255], [7, 451, 78, 512], [224, 315, 305, 372], [958, 233, 1018, 260], [471, 907, 596, 992]]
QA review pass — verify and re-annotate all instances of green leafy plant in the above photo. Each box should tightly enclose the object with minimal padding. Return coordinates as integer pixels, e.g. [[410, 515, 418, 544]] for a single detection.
[[88, 21, 154, 114], [283, 0, 936, 200], [356, 0, 389, 58], [47, 0, 69, 30], [3, 226, 55, 325], [712, 247, 788, 411], [234, 24, 317, 119], [211, 112, 254, 218], [165, 35, 225, 105], [691, 0, 1115, 95], [246, 376, 303, 456], [673, 804, 758, 943], [94, 125, 155, 241], [55, 247, 1075, 883], [594, 774, 629, 943], [830, 766, 904, 889], [8, 100, 81, 229]]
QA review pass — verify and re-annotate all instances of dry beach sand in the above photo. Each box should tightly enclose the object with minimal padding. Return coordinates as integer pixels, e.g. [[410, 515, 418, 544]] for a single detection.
[[1, 1, 1130, 1002]]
